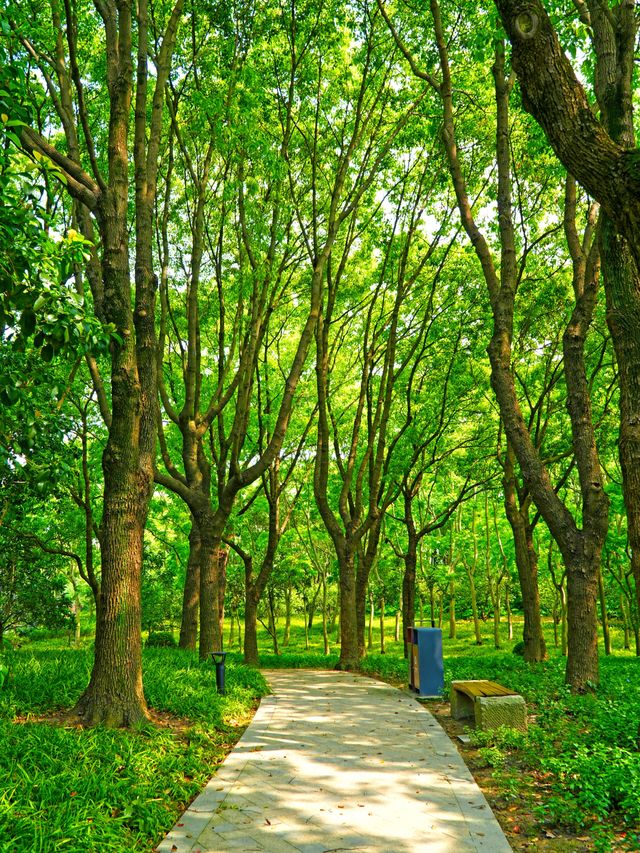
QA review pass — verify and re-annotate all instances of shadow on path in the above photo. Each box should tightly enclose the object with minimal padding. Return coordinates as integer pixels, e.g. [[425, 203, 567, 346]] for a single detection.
[[156, 669, 512, 853]]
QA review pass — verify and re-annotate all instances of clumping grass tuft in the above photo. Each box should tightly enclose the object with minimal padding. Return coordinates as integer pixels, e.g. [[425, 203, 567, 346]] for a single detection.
[[0, 642, 267, 852]]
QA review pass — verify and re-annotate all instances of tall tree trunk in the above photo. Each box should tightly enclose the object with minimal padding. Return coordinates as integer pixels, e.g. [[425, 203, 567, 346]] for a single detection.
[[77, 461, 150, 725], [244, 590, 259, 666], [402, 532, 418, 656], [267, 587, 279, 655], [423, 4, 608, 690], [218, 547, 227, 640], [621, 593, 631, 650], [379, 596, 386, 654], [228, 606, 235, 648], [356, 525, 382, 657], [493, 0, 640, 635], [322, 574, 330, 655], [602, 219, 640, 622], [565, 557, 599, 688], [17, 0, 185, 727], [356, 565, 369, 658], [560, 583, 568, 657], [179, 517, 200, 650], [283, 585, 292, 646], [199, 526, 223, 658], [597, 566, 611, 656], [492, 586, 502, 650], [503, 446, 547, 660], [236, 610, 243, 652], [467, 568, 482, 645], [337, 548, 359, 669], [448, 576, 456, 640], [302, 594, 310, 649]]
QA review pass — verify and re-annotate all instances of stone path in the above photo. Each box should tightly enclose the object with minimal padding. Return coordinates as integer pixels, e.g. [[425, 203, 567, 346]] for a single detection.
[[156, 670, 512, 853]]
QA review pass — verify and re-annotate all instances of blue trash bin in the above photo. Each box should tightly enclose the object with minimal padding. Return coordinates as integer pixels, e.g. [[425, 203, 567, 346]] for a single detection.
[[407, 627, 444, 697]]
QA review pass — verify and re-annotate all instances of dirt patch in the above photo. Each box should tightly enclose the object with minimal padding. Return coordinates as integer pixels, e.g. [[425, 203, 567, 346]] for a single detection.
[[13, 706, 196, 735], [425, 700, 599, 852]]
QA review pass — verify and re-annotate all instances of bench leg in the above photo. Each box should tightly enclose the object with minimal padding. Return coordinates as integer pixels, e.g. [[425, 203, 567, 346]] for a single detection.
[[450, 684, 475, 720], [474, 695, 527, 732]]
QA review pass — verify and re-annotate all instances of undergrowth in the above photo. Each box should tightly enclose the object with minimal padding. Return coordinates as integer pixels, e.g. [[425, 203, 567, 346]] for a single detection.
[[0, 644, 267, 852], [4, 619, 640, 851]]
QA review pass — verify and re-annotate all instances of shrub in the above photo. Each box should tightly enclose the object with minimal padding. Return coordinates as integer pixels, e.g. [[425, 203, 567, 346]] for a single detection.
[[145, 631, 177, 648]]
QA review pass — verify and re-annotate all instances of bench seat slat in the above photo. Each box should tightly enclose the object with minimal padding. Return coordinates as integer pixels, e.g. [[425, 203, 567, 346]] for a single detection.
[[452, 679, 517, 698]]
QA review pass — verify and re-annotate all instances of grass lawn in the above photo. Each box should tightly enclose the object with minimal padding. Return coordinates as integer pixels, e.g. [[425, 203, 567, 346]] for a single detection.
[[1, 615, 639, 851], [0, 642, 267, 851]]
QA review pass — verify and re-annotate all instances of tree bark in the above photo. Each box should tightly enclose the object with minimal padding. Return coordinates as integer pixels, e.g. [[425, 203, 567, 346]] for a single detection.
[[179, 517, 200, 650], [448, 576, 456, 640], [493, 0, 640, 621], [283, 585, 291, 646], [425, 9, 609, 688], [198, 523, 225, 658], [322, 575, 330, 655], [244, 591, 259, 665], [597, 566, 611, 656], [503, 445, 547, 660], [336, 548, 359, 669], [401, 516, 418, 657]]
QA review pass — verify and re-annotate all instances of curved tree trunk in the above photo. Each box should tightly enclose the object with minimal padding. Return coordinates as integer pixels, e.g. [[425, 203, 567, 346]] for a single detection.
[[425, 10, 608, 688], [493, 0, 640, 634]]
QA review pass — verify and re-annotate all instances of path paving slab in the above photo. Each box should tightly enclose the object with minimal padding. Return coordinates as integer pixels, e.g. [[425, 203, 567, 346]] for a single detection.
[[156, 669, 512, 853]]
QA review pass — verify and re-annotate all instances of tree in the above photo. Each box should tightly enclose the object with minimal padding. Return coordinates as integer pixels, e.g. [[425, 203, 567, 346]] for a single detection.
[[153, 0, 326, 658], [492, 0, 640, 640], [4, 0, 185, 724], [0, 530, 74, 645], [380, 0, 609, 688]]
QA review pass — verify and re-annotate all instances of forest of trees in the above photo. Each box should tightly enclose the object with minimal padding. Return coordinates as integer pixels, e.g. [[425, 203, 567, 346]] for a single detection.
[[1, 0, 639, 726]]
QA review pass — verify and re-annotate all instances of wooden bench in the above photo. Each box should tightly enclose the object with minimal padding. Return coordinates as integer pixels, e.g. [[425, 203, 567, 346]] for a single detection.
[[450, 680, 527, 732]]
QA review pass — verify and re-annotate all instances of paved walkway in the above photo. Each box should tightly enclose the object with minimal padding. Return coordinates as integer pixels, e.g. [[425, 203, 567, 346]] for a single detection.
[[156, 670, 512, 853]]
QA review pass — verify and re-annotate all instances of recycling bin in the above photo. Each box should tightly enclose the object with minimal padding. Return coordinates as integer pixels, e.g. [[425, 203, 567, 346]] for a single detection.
[[407, 626, 444, 697]]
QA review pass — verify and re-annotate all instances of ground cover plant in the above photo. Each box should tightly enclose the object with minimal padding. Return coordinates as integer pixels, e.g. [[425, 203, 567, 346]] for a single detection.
[[2, 616, 640, 851], [0, 640, 267, 851]]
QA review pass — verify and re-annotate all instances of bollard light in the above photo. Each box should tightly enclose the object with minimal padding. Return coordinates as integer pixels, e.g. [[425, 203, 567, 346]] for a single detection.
[[211, 651, 227, 696]]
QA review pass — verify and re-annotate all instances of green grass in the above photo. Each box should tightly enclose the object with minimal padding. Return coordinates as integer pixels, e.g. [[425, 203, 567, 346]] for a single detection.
[[3, 615, 640, 851], [0, 643, 267, 852]]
